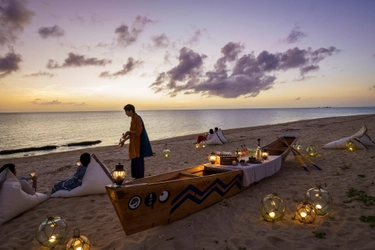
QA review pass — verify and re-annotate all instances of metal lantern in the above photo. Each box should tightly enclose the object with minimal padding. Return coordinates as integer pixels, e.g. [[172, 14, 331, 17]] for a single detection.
[[305, 181, 333, 215], [259, 193, 286, 222], [35, 215, 68, 247], [112, 163, 126, 185], [163, 148, 171, 158], [306, 145, 318, 157], [345, 140, 356, 152], [295, 201, 316, 224], [66, 228, 91, 250], [208, 152, 217, 164]]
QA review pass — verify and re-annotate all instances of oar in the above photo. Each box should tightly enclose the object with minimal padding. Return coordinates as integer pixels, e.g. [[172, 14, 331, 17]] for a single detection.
[[279, 137, 322, 171], [290, 147, 310, 172]]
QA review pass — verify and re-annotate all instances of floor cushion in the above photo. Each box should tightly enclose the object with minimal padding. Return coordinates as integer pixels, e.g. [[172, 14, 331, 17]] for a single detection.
[[216, 129, 229, 143], [50, 154, 112, 197], [0, 169, 49, 225], [206, 132, 223, 145], [323, 125, 375, 149]]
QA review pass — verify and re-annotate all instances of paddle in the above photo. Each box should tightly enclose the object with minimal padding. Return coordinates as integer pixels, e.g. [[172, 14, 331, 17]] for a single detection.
[[278, 137, 322, 171]]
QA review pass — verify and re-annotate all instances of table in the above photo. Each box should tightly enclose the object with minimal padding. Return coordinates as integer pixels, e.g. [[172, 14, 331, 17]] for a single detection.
[[216, 155, 282, 186]]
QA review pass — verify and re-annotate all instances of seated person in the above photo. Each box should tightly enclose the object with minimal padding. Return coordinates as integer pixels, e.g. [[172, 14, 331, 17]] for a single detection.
[[51, 152, 90, 194], [196, 129, 214, 143], [0, 163, 37, 195]]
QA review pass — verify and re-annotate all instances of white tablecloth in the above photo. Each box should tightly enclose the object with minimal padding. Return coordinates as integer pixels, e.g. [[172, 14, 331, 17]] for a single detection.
[[217, 155, 282, 186]]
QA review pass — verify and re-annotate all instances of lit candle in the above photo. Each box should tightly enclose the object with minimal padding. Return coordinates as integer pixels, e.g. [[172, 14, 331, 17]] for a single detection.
[[301, 212, 307, 218], [49, 235, 56, 243], [316, 204, 322, 210], [269, 212, 275, 218]]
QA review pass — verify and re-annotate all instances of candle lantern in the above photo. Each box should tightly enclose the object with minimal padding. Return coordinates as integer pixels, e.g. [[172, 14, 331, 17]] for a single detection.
[[305, 181, 333, 215], [259, 193, 286, 222], [195, 143, 200, 148], [261, 149, 269, 160], [35, 215, 68, 247], [306, 145, 318, 157], [163, 148, 171, 158], [294, 144, 303, 151], [112, 163, 126, 185], [208, 152, 217, 164], [345, 140, 356, 152], [200, 140, 207, 148], [66, 228, 91, 250], [295, 201, 316, 223]]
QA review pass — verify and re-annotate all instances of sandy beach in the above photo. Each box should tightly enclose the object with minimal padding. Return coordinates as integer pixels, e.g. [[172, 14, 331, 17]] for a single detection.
[[1, 114, 375, 250]]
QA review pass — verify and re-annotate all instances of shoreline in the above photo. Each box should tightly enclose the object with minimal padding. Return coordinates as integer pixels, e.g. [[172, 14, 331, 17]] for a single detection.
[[1, 114, 375, 249]]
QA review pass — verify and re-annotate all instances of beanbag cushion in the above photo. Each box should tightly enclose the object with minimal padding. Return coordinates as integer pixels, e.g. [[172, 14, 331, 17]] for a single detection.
[[0, 169, 49, 225], [206, 132, 223, 145], [50, 155, 112, 197], [216, 129, 229, 143]]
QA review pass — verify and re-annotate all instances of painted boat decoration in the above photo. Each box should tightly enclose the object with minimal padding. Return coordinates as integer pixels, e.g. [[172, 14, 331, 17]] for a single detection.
[[105, 135, 298, 235]]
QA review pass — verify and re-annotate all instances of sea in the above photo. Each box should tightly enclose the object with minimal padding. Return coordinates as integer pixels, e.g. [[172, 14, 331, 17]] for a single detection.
[[1, 107, 375, 159]]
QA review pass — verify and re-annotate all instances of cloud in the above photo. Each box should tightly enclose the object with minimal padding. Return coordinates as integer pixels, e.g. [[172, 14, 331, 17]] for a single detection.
[[30, 98, 86, 106], [151, 33, 170, 48], [115, 15, 153, 47], [99, 57, 143, 78], [0, 47, 22, 78], [23, 71, 55, 78], [46, 52, 111, 69], [38, 25, 65, 39], [0, 0, 35, 46], [187, 28, 207, 45], [150, 42, 339, 98], [284, 26, 307, 44]]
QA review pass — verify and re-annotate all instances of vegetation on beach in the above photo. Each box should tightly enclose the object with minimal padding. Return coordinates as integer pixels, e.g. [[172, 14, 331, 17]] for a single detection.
[[344, 188, 375, 206], [313, 231, 326, 239]]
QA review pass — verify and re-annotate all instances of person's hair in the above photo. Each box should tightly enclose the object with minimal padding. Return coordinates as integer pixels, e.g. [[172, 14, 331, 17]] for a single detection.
[[209, 129, 214, 134], [124, 104, 135, 113], [215, 127, 218, 131], [0, 163, 15, 174], [80, 153, 91, 167]]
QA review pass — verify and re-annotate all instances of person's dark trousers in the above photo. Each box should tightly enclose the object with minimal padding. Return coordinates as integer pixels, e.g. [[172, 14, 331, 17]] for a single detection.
[[131, 157, 145, 179]]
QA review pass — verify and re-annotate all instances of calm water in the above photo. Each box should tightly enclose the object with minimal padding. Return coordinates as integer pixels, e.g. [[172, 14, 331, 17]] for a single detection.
[[1, 107, 375, 159]]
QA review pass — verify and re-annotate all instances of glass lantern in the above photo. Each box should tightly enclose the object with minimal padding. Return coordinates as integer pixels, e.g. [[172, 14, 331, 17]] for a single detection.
[[208, 152, 217, 164], [35, 215, 68, 247], [163, 148, 171, 158], [345, 140, 356, 152], [112, 163, 126, 185], [66, 228, 91, 250], [259, 193, 286, 222], [294, 144, 303, 151], [306, 145, 318, 157], [200, 140, 207, 148], [295, 201, 316, 223], [261, 149, 269, 160], [195, 143, 200, 148], [305, 181, 333, 215]]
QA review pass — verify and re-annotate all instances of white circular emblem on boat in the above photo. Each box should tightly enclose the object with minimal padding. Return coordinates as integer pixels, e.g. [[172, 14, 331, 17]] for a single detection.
[[128, 196, 142, 210], [159, 190, 170, 203]]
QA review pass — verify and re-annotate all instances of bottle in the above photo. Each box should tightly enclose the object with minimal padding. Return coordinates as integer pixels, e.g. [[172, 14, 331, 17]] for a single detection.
[[119, 133, 125, 147], [255, 138, 262, 161]]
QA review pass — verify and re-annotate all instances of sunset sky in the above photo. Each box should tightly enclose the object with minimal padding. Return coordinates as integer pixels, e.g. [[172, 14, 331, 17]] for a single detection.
[[0, 0, 374, 112]]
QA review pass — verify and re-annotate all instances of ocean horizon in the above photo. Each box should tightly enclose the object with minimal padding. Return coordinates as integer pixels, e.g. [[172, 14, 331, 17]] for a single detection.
[[1, 106, 375, 159]]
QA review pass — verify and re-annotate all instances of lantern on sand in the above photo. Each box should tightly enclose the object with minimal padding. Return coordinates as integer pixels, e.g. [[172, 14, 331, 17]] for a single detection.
[[200, 140, 207, 148], [195, 143, 200, 148], [112, 163, 126, 186], [294, 144, 303, 151], [306, 145, 318, 157], [345, 140, 356, 152], [208, 152, 217, 164], [305, 181, 333, 215], [163, 148, 171, 158], [259, 193, 286, 222], [295, 201, 316, 224], [66, 228, 91, 250], [35, 215, 68, 247], [261, 149, 269, 160]]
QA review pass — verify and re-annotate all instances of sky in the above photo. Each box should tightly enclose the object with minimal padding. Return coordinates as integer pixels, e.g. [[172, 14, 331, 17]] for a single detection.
[[0, 0, 374, 112]]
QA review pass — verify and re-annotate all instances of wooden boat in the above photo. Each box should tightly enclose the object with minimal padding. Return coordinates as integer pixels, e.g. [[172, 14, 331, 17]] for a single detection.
[[105, 135, 298, 235]]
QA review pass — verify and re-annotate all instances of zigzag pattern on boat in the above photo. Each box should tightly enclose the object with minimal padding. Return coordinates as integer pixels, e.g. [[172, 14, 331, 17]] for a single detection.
[[169, 174, 242, 214]]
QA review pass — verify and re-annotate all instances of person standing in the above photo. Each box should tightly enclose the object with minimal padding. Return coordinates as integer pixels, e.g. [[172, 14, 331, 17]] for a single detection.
[[122, 104, 153, 179]]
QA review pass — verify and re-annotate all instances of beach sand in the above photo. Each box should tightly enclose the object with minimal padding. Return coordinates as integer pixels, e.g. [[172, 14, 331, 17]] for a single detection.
[[1, 114, 375, 250]]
